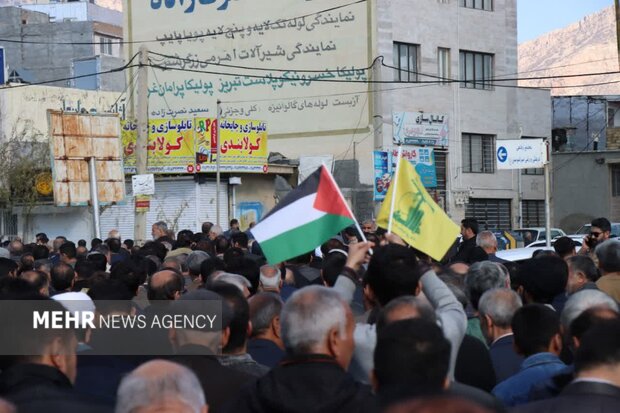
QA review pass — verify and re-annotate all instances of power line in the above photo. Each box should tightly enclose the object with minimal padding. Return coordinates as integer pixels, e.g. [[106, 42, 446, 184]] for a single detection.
[[150, 51, 620, 85], [494, 57, 618, 78], [1, 61, 138, 90], [380, 61, 620, 84], [108, 53, 142, 110], [109, 69, 138, 112], [0, 0, 366, 46], [552, 107, 619, 173], [148, 51, 380, 74], [144, 62, 620, 92]]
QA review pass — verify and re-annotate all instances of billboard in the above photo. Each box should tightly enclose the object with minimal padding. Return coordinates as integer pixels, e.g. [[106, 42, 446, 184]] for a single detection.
[[48, 111, 125, 206], [393, 112, 449, 146], [373, 147, 437, 201], [122, 118, 268, 174], [125, 0, 370, 136]]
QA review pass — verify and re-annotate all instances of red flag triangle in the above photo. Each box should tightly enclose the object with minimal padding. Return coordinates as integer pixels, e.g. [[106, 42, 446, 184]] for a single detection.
[[313, 166, 353, 219]]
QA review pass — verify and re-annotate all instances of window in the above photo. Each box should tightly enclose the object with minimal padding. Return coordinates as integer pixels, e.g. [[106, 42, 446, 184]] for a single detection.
[[0, 211, 17, 239], [460, 0, 493, 11], [438, 48, 450, 84], [393, 42, 419, 82], [462, 133, 495, 173], [459, 50, 493, 90], [465, 198, 511, 229], [522, 200, 545, 227], [612, 165, 620, 197], [99, 37, 113, 55]]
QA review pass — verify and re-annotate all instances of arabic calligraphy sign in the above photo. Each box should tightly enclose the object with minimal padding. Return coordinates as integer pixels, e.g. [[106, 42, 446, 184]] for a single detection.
[[121, 118, 268, 174], [393, 112, 449, 147]]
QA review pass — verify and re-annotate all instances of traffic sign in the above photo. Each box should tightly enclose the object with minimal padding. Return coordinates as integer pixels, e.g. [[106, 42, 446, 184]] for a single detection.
[[497, 146, 508, 163], [495, 139, 546, 170]]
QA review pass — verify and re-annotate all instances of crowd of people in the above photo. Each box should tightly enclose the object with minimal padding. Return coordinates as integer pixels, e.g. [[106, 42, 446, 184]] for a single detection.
[[0, 216, 619, 412]]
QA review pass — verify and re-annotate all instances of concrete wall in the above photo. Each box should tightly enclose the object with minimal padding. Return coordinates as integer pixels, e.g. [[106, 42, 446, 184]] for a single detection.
[[376, 0, 549, 225], [552, 151, 613, 232]]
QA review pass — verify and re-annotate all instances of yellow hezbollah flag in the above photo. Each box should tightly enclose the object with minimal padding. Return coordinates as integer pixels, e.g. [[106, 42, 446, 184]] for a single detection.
[[377, 157, 460, 261]]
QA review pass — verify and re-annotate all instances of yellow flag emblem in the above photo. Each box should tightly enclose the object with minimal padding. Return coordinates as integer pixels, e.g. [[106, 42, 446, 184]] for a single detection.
[[377, 157, 460, 261]]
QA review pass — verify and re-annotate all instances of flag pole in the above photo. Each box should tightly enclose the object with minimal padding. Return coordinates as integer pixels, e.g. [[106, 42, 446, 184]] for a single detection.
[[387, 145, 403, 234], [321, 163, 370, 246]]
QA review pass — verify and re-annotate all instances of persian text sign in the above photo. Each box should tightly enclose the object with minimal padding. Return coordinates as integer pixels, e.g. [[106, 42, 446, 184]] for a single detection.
[[126, 0, 369, 135], [195, 118, 268, 173], [123, 119, 195, 173], [496, 139, 546, 170], [121, 118, 268, 174], [393, 112, 449, 146]]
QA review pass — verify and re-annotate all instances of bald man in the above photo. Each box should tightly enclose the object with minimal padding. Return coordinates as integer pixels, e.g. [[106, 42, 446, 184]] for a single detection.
[[116, 360, 207, 413], [148, 270, 185, 302]]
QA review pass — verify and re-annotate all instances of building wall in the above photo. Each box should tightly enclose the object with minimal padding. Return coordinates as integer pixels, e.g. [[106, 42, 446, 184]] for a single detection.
[[552, 151, 613, 233], [0, 6, 124, 91], [376, 0, 549, 227], [0, 85, 120, 142]]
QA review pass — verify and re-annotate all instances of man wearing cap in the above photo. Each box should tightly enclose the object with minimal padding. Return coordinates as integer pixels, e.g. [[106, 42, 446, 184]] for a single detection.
[[170, 290, 255, 413]]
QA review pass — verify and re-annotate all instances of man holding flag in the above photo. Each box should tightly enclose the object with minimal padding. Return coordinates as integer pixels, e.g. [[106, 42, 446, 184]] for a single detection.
[[251, 165, 366, 265], [376, 146, 461, 262], [251, 161, 466, 386]]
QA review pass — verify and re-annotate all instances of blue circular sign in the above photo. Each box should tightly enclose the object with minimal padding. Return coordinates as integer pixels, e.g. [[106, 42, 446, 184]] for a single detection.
[[497, 146, 508, 163]]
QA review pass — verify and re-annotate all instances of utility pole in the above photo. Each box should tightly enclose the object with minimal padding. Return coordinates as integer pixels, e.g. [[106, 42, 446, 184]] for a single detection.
[[134, 46, 148, 245], [544, 139, 552, 248], [216, 99, 221, 227]]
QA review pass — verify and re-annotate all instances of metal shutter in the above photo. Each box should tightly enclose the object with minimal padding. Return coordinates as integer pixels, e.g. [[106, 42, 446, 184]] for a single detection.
[[465, 198, 512, 230], [198, 180, 229, 231], [100, 178, 229, 240], [522, 200, 545, 227]]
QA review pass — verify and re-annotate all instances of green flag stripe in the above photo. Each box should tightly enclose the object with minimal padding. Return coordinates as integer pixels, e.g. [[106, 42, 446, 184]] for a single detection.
[[259, 214, 355, 264]]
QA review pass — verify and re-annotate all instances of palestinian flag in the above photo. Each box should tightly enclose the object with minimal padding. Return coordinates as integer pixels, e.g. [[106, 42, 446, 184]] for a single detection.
[[252, 165, 355, 264]]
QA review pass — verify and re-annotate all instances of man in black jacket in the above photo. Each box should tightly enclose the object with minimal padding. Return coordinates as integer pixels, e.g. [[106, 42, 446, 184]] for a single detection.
[[515, 318, 620, 413], [226, 285, 374, 413], [0, 298, 111, 413], [169, 289, 255, 413], [452, 218, 479, 264]]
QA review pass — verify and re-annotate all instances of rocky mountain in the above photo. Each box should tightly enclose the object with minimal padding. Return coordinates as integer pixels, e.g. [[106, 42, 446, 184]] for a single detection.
[[518, 5, 620, 96]]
